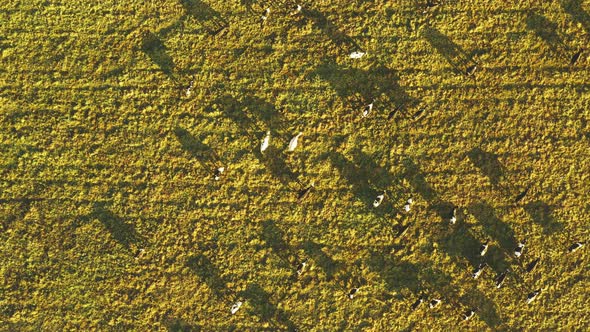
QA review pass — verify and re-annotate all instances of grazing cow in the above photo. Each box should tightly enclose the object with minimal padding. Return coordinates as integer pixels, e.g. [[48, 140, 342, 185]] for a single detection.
[[449, 206, 457, 224], [479, 241, 489, 256], [348, 288, 359, 299], [260, 131, 271, 152], [514, 186, 530, 203], [570, 49, 583, 66], [404, 198, 414, 212], [411, 296, 424, 311], [423, 0, 440, 13], [568, 242, 584, 253], [525, 258, 540, 273], [291, 4, 302, 15], [472, 263, 487, 279], [462, 308, 476, 321], [362, 101, 374, 117], [373, 191, 385, 207], [495, 270, 508, 289], [214, 167, 225, 181], [231, 301, 243, 314], [413, 108, 425, 120], [397, 223, 411, 237], [288, 132, 303, 151], [297, 182, 315, 201], [296, 260, 307, 276], [526, 289, 541, 304], [466, 65, 477, 76], [185, 80, 194, 97], [514, 241, 526, 258], [350, 51, 366, 59], [261, 8, 270, 22], [429, 298, 441, 309]]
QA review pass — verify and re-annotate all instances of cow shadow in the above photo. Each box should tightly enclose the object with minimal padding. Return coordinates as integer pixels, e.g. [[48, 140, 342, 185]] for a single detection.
[[240, 283, 297, 330], [89, 202, 143, 251], [423, 26, 476, 74], [525, 12, 567, 56], [467, 147, 506, 187], [524, 201, 563, 234], [180, 0, 228, 35], [561, 0, 590, 35], [305, 9, 360, 52], [313, 62, 417, 111], [141, 30, 175, 77], [173, 127, 222, 170]]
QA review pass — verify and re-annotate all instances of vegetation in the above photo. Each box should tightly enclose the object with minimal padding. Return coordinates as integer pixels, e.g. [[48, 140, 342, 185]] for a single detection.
[[1, 0, 589, 330]]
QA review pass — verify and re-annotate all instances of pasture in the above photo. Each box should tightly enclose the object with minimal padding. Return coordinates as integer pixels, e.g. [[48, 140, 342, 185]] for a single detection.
[[1, 0, 589, 330]]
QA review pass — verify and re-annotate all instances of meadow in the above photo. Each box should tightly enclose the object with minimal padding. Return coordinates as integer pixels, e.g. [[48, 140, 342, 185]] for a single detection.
[[1, 0, 589, 330]]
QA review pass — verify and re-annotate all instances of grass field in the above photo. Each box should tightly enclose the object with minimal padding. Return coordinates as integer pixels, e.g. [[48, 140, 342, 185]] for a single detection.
[[1, 0, 589, 330]]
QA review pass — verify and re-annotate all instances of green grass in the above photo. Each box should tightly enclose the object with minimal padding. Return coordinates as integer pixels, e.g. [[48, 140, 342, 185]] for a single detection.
[[1, 0, 589, 330]]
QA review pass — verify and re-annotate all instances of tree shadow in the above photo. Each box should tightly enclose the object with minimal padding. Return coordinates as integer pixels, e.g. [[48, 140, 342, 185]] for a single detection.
[[468, 202, 516, 253], [438, 226, 482, 268], [173, 127, 221, 170], [467, 147, 505, 187], [525, 12, 568, 56], [313, 62, 417, 111], [366, 252, 421, 293], [461, 290, 503, 329], [180, 0, 228, 35], [561, 0, 590, 35], [89, 202, 143, 251], [305, 9, 360, 52], [242, 95, 287, 132], [240, 283, 297, 330], [141, 30, 175, 76], [186, 254, 228, 299], [422, 26, 476, 74], [260, 220, 296, 265], [401, 157, 436, 202], [163, 317, 201, 332], [328, 151, 380, 209], [301, 240, 342, 281], [524, 201, 563, 234]]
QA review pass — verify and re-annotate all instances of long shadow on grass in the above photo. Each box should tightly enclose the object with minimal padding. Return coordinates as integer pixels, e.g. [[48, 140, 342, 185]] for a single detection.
[[173, 127, 222, 171], [461, 289, 503, 329], [561, 0, 590, 35], [305, 9, 360, 52], [422, 26, 476, 74], [525, 12, 568, 57], [313, 62, 417, 111], [163, 317, 201, 332], [240, 283, 297, 330], [524, 201, 563, 234], [302, 240, 342, 281], [180, 0, 228, 35], [260, 220, 296, 267], [141, 30, 175, 77], [467, 147, 506, 187], [186, 253, 229, 299], [327, 151, 382, 211], [90, 202, 143, 251], [468, 202, 516, 268]]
